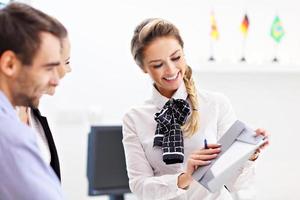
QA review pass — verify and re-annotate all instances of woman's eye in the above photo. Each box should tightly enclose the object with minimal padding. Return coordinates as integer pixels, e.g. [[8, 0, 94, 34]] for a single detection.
[[153, 63, 163, 68], [171, 56, 181, 61]]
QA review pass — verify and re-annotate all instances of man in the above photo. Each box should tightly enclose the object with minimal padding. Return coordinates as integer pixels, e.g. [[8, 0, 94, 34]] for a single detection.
[[0, 3, 67, 199], [17, 29, 71, 182]]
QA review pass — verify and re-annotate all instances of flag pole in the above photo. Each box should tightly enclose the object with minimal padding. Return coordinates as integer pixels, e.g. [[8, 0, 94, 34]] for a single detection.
[[240, 36, 246, 62], [209, 38, 215, 61], [272, 42, 279, 62]]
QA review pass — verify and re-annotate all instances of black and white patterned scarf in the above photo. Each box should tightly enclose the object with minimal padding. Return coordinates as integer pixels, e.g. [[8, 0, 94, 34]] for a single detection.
[[153, 98, 191, 164]]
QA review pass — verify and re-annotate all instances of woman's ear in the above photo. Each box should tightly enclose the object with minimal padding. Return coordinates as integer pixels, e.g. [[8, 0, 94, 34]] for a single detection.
[[142, 67, 148, 74], [139, 65, 148, 74], [0, 51, 20, 77]]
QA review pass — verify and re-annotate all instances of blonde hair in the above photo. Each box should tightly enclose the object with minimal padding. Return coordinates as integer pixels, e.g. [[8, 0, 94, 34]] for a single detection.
[[130, 18, 200, 136]]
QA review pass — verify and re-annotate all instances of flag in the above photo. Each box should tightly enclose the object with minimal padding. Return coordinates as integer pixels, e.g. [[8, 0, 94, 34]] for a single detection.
[[240, 14, 249, 37], [210, 11, 219, 40], [270, 16, 284, 43]]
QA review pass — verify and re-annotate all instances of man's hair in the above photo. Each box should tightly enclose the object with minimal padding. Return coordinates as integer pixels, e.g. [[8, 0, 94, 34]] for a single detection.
[[0, 2, 67, 65]]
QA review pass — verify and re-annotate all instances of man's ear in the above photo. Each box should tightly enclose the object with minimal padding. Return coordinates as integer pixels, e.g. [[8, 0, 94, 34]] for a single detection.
[[0, 51, 20, 76]]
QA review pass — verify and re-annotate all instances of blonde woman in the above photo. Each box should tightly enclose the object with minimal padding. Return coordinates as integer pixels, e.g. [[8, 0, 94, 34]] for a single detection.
[[122, 18, 269, 200]]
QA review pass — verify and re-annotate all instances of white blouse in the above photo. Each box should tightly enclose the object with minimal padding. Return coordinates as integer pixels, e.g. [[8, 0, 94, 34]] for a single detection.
[[122, 82, 256, 200], [28, 108, 51, 165]]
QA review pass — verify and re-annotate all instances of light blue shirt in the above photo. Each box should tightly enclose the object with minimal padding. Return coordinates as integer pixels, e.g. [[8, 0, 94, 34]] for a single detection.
[[0, 91, 64, 200]]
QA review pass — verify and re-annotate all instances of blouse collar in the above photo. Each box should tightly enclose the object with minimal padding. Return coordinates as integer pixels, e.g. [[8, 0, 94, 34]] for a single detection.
[[151, 81, 188, 110]]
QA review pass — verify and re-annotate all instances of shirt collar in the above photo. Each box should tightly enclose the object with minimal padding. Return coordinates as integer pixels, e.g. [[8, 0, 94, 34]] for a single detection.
[[0, 90, 18, 120], [151, 81, 188, 110]]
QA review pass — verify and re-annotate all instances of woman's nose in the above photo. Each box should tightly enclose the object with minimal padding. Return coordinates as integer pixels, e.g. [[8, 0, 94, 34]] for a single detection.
[[165, 60, 177, 73]]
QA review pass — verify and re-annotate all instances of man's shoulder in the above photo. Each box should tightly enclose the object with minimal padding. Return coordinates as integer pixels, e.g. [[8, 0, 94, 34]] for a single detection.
[[0, 114, 34, 146]]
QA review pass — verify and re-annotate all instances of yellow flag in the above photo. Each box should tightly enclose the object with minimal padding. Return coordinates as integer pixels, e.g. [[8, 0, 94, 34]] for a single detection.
[[240, 14, 249, 37], [210, 11, 219, 40]]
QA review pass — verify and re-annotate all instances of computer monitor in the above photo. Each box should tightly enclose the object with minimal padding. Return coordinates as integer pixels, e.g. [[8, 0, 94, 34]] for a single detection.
[[87, 126, 131, 200]]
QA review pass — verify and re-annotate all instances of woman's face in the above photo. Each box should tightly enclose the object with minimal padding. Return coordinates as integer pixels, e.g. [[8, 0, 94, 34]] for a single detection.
[[46, 37, 71, 95], [142, 36, 186, 98]]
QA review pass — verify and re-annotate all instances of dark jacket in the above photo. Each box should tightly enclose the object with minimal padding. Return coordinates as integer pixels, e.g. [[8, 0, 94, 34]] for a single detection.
[[31, 108, 61, 181]]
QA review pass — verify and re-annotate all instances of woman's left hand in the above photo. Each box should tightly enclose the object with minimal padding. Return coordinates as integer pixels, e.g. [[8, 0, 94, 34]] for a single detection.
[[249, 128, 270, 161], [255, 128, 270, 153]]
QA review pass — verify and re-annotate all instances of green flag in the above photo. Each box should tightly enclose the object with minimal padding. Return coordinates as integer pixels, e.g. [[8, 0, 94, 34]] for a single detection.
[[270, 16, 284, 43]]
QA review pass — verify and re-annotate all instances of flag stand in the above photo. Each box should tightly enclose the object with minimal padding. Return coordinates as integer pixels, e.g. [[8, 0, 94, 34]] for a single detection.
[[209, 56, 215, 62]]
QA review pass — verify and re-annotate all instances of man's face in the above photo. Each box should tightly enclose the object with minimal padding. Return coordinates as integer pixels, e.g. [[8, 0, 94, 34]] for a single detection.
[[12, 32, 61, 108]]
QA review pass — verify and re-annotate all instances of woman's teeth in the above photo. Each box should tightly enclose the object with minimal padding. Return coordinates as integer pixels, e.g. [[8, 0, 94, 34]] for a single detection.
[[165, 73, 178, 80]]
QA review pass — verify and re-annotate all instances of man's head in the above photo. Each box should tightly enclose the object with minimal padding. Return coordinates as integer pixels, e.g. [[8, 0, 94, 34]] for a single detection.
[[0, 2, 67, 107]]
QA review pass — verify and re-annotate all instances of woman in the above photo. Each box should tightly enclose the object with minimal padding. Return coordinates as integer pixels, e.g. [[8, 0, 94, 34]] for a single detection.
[[122, 18, 269, 200], [17, 36, 71, 181]]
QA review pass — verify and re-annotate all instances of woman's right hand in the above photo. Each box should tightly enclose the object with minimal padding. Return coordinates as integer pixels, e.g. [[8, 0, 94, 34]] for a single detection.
[[186, 143, 221, 175], [178, 144, 221, 189]]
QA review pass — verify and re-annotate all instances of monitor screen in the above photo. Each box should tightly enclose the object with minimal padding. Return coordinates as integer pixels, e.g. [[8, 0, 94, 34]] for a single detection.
[[87, 126, 130, 196]]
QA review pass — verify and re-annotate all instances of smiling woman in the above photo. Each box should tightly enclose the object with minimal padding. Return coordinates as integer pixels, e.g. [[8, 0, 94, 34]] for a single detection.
[[122, 18, 269, 200]]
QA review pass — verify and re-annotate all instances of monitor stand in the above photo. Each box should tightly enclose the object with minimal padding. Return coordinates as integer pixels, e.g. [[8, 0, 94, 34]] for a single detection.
[[109, 194, 125, 200]]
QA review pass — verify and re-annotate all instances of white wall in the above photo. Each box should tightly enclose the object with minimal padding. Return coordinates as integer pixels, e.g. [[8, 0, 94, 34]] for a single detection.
[[30, 0, 300, 199]]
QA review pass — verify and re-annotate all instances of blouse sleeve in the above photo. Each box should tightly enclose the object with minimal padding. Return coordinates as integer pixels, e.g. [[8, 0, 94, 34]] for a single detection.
[[216, 93, 257, 199], [122, 113, 189, 200]]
